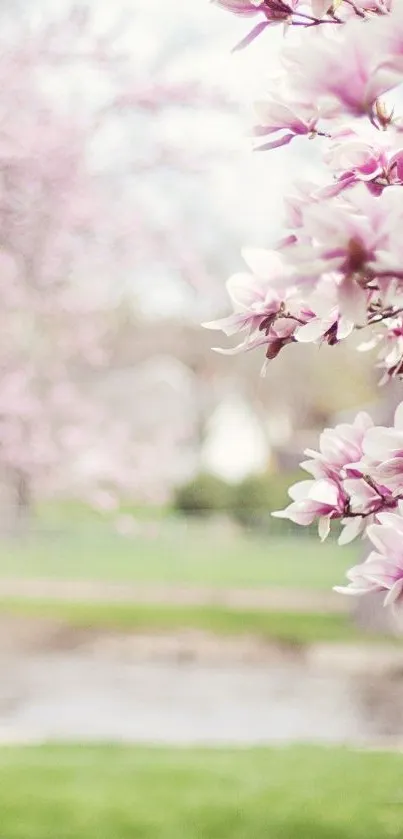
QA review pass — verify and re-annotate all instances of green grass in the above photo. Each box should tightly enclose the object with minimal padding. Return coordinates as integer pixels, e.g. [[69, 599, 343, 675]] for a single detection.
[[1, 744, 403, 838], [0, 599, 396, 645], [0, 521, 358, 590]]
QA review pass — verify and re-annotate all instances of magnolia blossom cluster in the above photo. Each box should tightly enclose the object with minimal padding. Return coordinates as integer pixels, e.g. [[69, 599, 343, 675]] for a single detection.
[[208, 0, 403, 612], [274, 402, 403, 609], [208, 1, 403, 384]]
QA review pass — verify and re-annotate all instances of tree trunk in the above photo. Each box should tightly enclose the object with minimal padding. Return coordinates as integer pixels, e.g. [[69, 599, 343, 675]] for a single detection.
[[14, 471, 32, 535]]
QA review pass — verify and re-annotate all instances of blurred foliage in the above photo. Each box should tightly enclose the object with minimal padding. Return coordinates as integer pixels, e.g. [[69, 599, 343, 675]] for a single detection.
[[173, 473, 233, 517], [34, 499, 169, 525], [230, 471, 304, 531], [173, 470, 310, 534]]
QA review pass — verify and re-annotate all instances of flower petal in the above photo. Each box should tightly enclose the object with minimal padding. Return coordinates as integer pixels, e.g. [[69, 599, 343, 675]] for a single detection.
[[384, 578, 403, 606], [241, 248, 284, 280], [338, 516, 365, 545], [318, 515, 331, 541]]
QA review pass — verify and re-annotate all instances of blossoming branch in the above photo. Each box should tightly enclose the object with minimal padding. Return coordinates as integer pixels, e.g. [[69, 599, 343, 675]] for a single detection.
[[206, 0, 403, 614]]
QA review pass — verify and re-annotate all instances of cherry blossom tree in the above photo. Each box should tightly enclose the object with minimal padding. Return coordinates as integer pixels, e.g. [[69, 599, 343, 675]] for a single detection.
[[0, 2, 231, 522], [207, 0, 403, 615]]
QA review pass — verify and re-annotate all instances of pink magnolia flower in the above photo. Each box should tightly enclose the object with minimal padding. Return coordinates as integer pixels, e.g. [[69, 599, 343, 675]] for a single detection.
[[335, 509, 403, 611], [285, 185, 403, 322], [272, 476, 347, 540], [272, 414, 370, 541], [253, 95, 321, 151], [203, 250, 285, 336], [294, 280, 355, 347], [295, 309, 353, 346], [322, 130, 403, 197], [358, 314, 403, 384], [361, 401, 403, 491], [272, 410, 401, 542], [282, 18, 402, 121], [203, 248, 313, 361], [338, 476, 399, 544], [302, 411, 373, 481]]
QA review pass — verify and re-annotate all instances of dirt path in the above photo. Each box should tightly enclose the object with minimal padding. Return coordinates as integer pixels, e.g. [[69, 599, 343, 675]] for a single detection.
[[0, 578, 348, 612]]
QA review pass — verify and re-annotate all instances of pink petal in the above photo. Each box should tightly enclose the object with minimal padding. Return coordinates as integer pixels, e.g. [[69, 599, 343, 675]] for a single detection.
[[384, 578, 403, 606], [295, 318, 325, 343], [343, 478, 377, 510], [333, 584, 372, 596], [214, 0, 263, 16], [318, 516, 331, 541], [338, 517, 365, 545], [272, 501, 318, 526], [287, 480, 315, 501], [338, 278, 367, 324], [376, 511, 403, 534], [202, 312, 252, 336], [255, 133, 295, 152], [241, 248, 284, 280], [367, 523, 403, 560], [300, 458, 328, 479], [308, 479, 339, 506], [226, 272, 265, 309], [394, 401, 403, 431], [310, 0, 331, 16], [232, 20, 271, 51], [374, 457, 403, 481], [253, 100, 299, 130], [336, 315, 354, 340], [363, 428, 403, 461], [316, 177, 356, 199], [212, 334, 269, 355], [355, 412, 373, 433]]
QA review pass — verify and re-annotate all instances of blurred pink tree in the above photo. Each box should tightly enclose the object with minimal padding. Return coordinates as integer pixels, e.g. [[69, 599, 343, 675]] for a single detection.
[[0, 3, 230, 521]]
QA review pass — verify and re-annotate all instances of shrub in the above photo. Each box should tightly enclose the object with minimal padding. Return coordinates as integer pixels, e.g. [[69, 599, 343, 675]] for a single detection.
[[173, 473, 232, 518], [231, 471, 306, 533]]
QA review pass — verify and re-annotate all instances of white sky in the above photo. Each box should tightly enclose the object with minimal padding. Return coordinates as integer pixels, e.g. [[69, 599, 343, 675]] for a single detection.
[[21, 0, 321, 318]]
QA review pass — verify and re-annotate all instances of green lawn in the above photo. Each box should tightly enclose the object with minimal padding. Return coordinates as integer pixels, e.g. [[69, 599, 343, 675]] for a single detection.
[[0, 599, 396, 645], [1, 744, 402, 838], [0, 521, 358, 590]]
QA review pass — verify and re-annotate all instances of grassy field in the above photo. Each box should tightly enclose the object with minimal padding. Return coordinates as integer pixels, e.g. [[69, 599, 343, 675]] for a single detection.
[[0, 516, 373, 645], [0, 520, 358, 590], [1, 744, 403, 838], [0, 598, 396, 645]]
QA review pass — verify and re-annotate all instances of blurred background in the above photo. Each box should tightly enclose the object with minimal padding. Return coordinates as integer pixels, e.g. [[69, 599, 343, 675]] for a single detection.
[[0, 1, 403, 837]]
